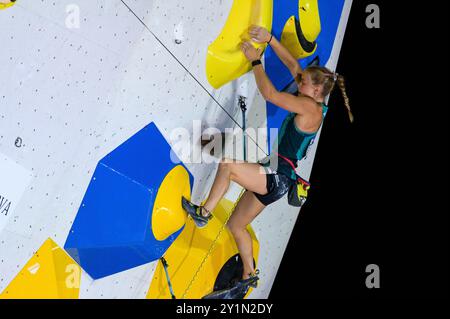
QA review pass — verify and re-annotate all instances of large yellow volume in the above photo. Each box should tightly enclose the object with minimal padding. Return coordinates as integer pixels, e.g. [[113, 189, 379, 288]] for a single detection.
[[206, 0, 273, 89], [281, 0, 321, 60], [0, 238, 81, 299], [147, 196, 260, 299]]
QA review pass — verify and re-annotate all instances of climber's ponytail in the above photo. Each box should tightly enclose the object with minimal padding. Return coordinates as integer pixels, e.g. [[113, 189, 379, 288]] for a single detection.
[[336, 74, 354, 123], [304, 65, 354, 123]]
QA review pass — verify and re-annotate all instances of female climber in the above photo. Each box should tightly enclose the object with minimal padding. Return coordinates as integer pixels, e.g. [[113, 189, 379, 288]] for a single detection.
[[182, 25, 353, 298]]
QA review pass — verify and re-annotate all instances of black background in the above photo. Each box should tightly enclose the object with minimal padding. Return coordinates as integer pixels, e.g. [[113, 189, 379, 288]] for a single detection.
[[270, 0, 449, 299]]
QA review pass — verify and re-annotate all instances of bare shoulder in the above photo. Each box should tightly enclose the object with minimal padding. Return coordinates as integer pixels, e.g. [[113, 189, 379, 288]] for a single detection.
[[268, 92, 318, 116], [295, 95, 319, 112], [293, 98, 324, 132]]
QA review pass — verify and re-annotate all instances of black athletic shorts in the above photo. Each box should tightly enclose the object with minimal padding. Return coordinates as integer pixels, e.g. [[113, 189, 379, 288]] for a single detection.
[[253, 165, 294, 206]]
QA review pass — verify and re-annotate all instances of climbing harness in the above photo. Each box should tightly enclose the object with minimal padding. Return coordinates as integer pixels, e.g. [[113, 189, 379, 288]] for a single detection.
[[276, 152, 310, 207], [181, 187, 246, 299]]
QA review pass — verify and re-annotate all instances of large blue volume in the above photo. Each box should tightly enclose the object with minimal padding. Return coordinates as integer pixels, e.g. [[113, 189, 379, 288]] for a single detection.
[[64, 122, 193, 279]]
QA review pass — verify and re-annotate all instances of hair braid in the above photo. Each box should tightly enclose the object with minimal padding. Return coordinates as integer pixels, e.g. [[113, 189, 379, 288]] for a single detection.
[[336, 74, 354, 123], [304, 65, 354, 123]]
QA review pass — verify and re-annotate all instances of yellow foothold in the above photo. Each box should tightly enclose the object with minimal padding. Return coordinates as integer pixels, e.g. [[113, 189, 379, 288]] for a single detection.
[[152, 165, 191, 241], [0, 238, 81, 299], [206, 0, 273, 89]]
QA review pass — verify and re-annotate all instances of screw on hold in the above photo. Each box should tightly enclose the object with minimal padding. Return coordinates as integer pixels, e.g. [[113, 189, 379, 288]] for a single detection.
[[15, 137, 22, 148], [174, 39, 182, 44]]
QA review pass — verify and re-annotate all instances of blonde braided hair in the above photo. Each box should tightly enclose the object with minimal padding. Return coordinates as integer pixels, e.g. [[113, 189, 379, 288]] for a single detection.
[[304, 65, 354, 123]]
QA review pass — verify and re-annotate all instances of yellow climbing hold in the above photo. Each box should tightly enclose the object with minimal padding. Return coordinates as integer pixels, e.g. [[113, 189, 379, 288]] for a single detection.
[[0, 238, 81, 299], [152, 165, 190, 241], [147, 196, 260, 299], [281, 0, 321, 60], [206, 0, 273, 89], [299, 0, 321, 42], [0, 1, 16, 10]]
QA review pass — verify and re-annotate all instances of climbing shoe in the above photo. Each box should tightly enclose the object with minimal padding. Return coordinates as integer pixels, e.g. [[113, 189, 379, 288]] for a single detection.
[[245, 269, 260, 289], [181, 196, 213, 228], [202, 271, 259, 299]]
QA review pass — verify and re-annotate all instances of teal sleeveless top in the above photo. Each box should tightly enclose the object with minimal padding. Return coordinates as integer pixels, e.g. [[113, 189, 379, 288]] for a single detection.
[[261, 104, 328, 180]]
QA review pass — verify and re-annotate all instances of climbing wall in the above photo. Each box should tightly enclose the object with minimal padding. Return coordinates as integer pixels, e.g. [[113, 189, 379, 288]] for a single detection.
[[0, 0, 352, 298]]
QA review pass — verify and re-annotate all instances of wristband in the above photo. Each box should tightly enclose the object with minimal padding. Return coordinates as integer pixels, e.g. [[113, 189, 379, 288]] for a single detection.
[[251, 59, 262, 67], [267, 34, 273, 44]]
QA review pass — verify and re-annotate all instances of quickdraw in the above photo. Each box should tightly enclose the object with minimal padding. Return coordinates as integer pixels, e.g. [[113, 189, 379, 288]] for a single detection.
[[160, 257, 176, 299]]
